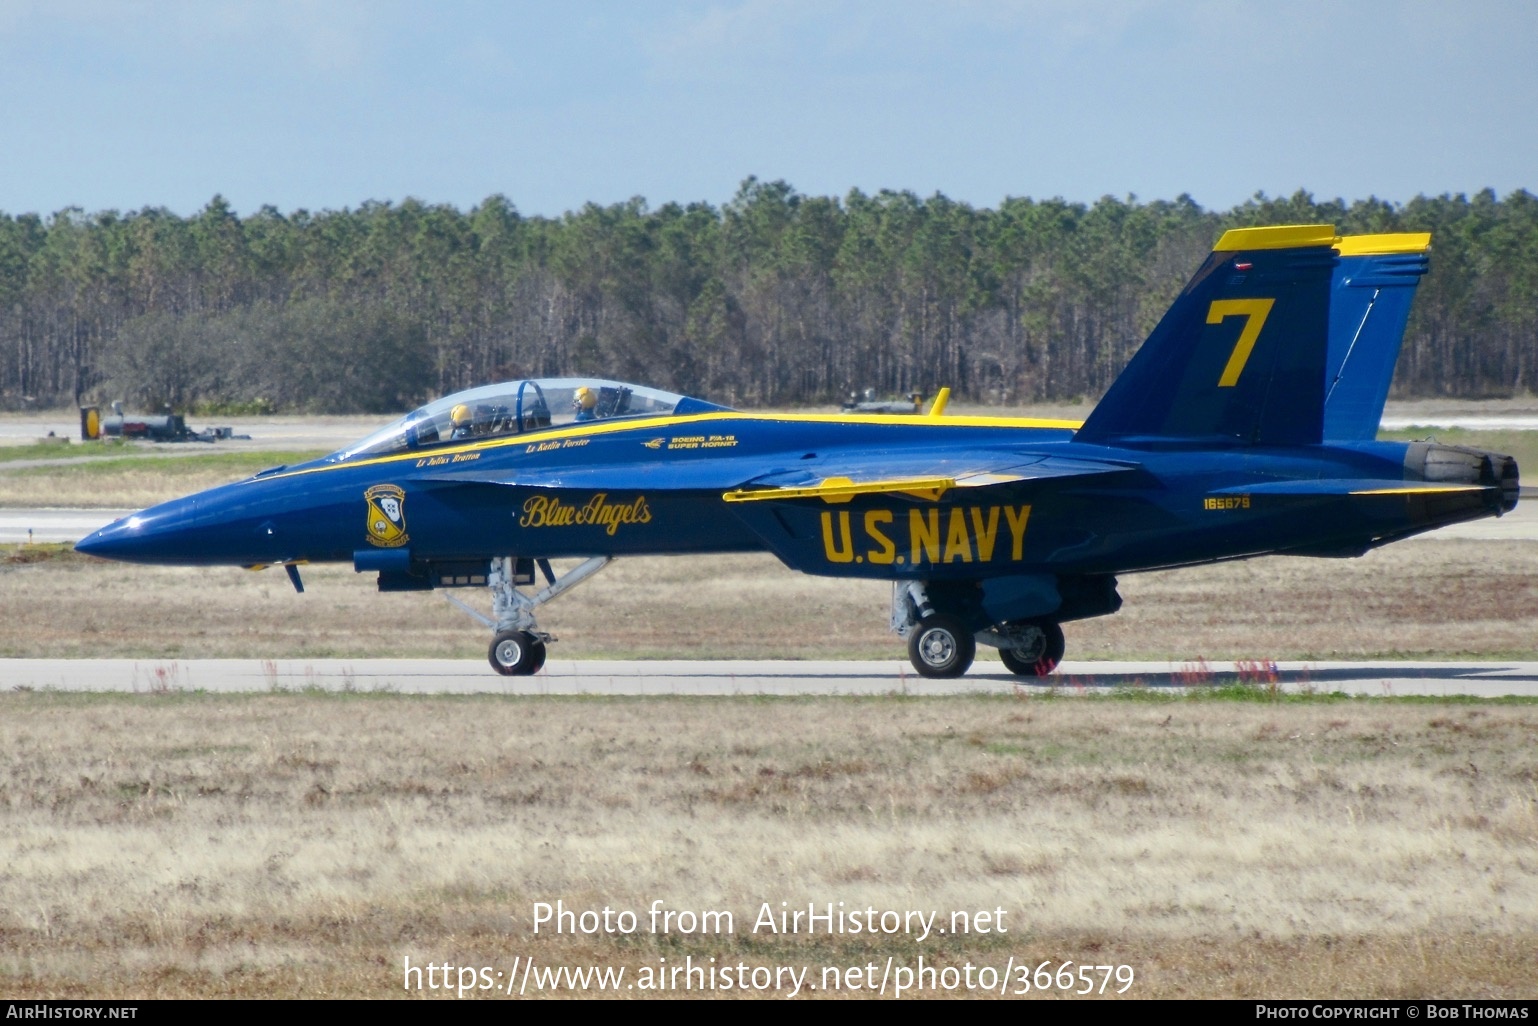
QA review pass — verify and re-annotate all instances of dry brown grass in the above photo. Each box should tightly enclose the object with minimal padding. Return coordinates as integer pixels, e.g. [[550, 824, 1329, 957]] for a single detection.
[[4, 537, 1536, 661], [1, 694, 1535, 998], [0, 469, 249, 509]]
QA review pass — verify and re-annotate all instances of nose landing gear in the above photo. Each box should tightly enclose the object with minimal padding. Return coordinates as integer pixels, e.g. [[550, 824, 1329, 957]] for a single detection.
[[443, 555, 613, 676], [489, 629, 548, 676]]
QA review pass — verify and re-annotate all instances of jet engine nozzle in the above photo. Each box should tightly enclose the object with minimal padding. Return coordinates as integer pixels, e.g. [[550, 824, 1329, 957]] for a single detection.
[[1405, 442, 1520, 513]]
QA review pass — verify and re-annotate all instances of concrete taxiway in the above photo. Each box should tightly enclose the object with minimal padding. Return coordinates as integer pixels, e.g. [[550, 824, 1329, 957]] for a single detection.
[[3, 657, 1536, 697]]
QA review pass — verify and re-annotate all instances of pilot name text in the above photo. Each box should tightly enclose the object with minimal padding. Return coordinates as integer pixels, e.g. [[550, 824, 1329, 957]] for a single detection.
[[415, 451, 482, 468]]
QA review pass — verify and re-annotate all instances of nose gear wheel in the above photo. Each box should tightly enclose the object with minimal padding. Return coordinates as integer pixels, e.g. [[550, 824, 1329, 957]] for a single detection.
[[489, 629, 548, 676]]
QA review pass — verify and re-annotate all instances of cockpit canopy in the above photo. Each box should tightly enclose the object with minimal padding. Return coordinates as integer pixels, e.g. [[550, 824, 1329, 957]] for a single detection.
[[328, 378, 727, 461]]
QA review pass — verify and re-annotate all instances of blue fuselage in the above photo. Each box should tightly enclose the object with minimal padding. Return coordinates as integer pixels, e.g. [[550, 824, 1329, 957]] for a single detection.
[[75, 411, 1501, 583]]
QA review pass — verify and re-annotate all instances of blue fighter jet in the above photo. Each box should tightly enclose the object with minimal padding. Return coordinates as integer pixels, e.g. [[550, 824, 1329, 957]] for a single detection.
[[76, 225, 1519, 678]]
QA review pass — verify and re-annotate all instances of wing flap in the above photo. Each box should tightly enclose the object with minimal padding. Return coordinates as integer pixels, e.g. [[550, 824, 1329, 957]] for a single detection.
[[724, 476, 960, 503]]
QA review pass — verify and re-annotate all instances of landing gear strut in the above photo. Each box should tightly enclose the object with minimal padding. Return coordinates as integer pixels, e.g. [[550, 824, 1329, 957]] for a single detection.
[[445, 555, 612, 676]]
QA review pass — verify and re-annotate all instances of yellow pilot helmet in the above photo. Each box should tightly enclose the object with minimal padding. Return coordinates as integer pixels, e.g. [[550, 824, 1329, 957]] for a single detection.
[[451, 404, 472, 425], [574, 387, 597, 410]]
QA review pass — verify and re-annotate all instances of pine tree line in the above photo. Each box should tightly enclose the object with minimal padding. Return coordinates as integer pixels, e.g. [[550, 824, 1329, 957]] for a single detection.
[[0, 181, 1532, 413]]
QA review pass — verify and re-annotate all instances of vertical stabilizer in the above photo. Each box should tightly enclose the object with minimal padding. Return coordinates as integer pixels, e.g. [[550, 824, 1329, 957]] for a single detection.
[[1324, 233, 1431, 440], [1077, 224, 1339, 446]]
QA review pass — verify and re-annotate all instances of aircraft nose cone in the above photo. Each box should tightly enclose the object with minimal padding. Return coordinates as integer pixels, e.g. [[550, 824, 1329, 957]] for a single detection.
[[74, 498, 204, 564], [75, 515, 148, 560]]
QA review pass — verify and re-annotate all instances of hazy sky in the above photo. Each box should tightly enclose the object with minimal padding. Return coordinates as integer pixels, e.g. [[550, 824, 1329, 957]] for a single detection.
[[2, 0, 1534, 218]]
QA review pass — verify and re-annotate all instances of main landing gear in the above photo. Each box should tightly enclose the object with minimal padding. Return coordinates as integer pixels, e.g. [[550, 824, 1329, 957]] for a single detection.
[[443, 555, 613, 676], [893, 582, 1065, 680], [993, 620, 1066, 677], [906, 614, 975, 679]]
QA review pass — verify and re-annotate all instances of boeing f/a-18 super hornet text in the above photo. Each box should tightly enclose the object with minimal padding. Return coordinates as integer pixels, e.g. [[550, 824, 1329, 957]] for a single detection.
[[77, 225, 1520, 679]]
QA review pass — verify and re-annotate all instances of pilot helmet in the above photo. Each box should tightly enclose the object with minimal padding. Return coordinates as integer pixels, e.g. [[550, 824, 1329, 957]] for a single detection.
[[451, 403, 472, 426], [574, 387, 597, 410]]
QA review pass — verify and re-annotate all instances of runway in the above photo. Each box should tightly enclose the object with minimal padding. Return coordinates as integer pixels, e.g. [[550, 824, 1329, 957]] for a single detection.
[[1379, 414, 1538, 431], [5, 657, 1536, 697], [0, 508, 137, 543]]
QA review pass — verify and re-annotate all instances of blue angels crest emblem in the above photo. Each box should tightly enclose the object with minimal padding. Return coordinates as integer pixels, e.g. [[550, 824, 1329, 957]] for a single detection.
[[365, 484, 409, 547]]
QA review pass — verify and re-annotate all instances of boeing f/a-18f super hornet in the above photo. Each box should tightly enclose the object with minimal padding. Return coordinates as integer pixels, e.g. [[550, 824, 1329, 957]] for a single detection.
[[77, 225, 1519, 678]]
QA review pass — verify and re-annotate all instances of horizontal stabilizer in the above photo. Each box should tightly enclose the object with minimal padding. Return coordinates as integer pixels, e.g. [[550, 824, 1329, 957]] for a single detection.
[[1209, 480, 1486, 498]]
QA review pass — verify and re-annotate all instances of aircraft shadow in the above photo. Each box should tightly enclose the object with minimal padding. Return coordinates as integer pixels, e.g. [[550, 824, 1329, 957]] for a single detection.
[[555, 663, 1538, 691], [981, 665, 1538, 690]]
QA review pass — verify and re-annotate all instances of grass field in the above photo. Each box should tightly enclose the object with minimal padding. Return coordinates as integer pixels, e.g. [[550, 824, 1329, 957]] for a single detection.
[[1, 692, 1534, 999]]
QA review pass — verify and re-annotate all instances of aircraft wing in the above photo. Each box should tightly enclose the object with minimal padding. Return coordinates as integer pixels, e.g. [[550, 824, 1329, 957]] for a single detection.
[[720, 450, 1138, 503], [714, 450, 1139, 579]]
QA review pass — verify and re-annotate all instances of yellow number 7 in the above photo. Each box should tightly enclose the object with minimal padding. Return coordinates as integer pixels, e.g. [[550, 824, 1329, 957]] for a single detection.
[[1207, 298, 1275, 387]]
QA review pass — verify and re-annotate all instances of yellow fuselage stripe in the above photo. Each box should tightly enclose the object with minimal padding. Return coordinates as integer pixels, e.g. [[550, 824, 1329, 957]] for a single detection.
[[1351, 485, 1484, 496]]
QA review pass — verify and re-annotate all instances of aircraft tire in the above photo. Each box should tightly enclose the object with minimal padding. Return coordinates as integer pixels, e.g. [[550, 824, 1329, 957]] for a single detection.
[[998, 620, 1065, 678], [908, 614, 976, 679], [489, 629, 539, 676]]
